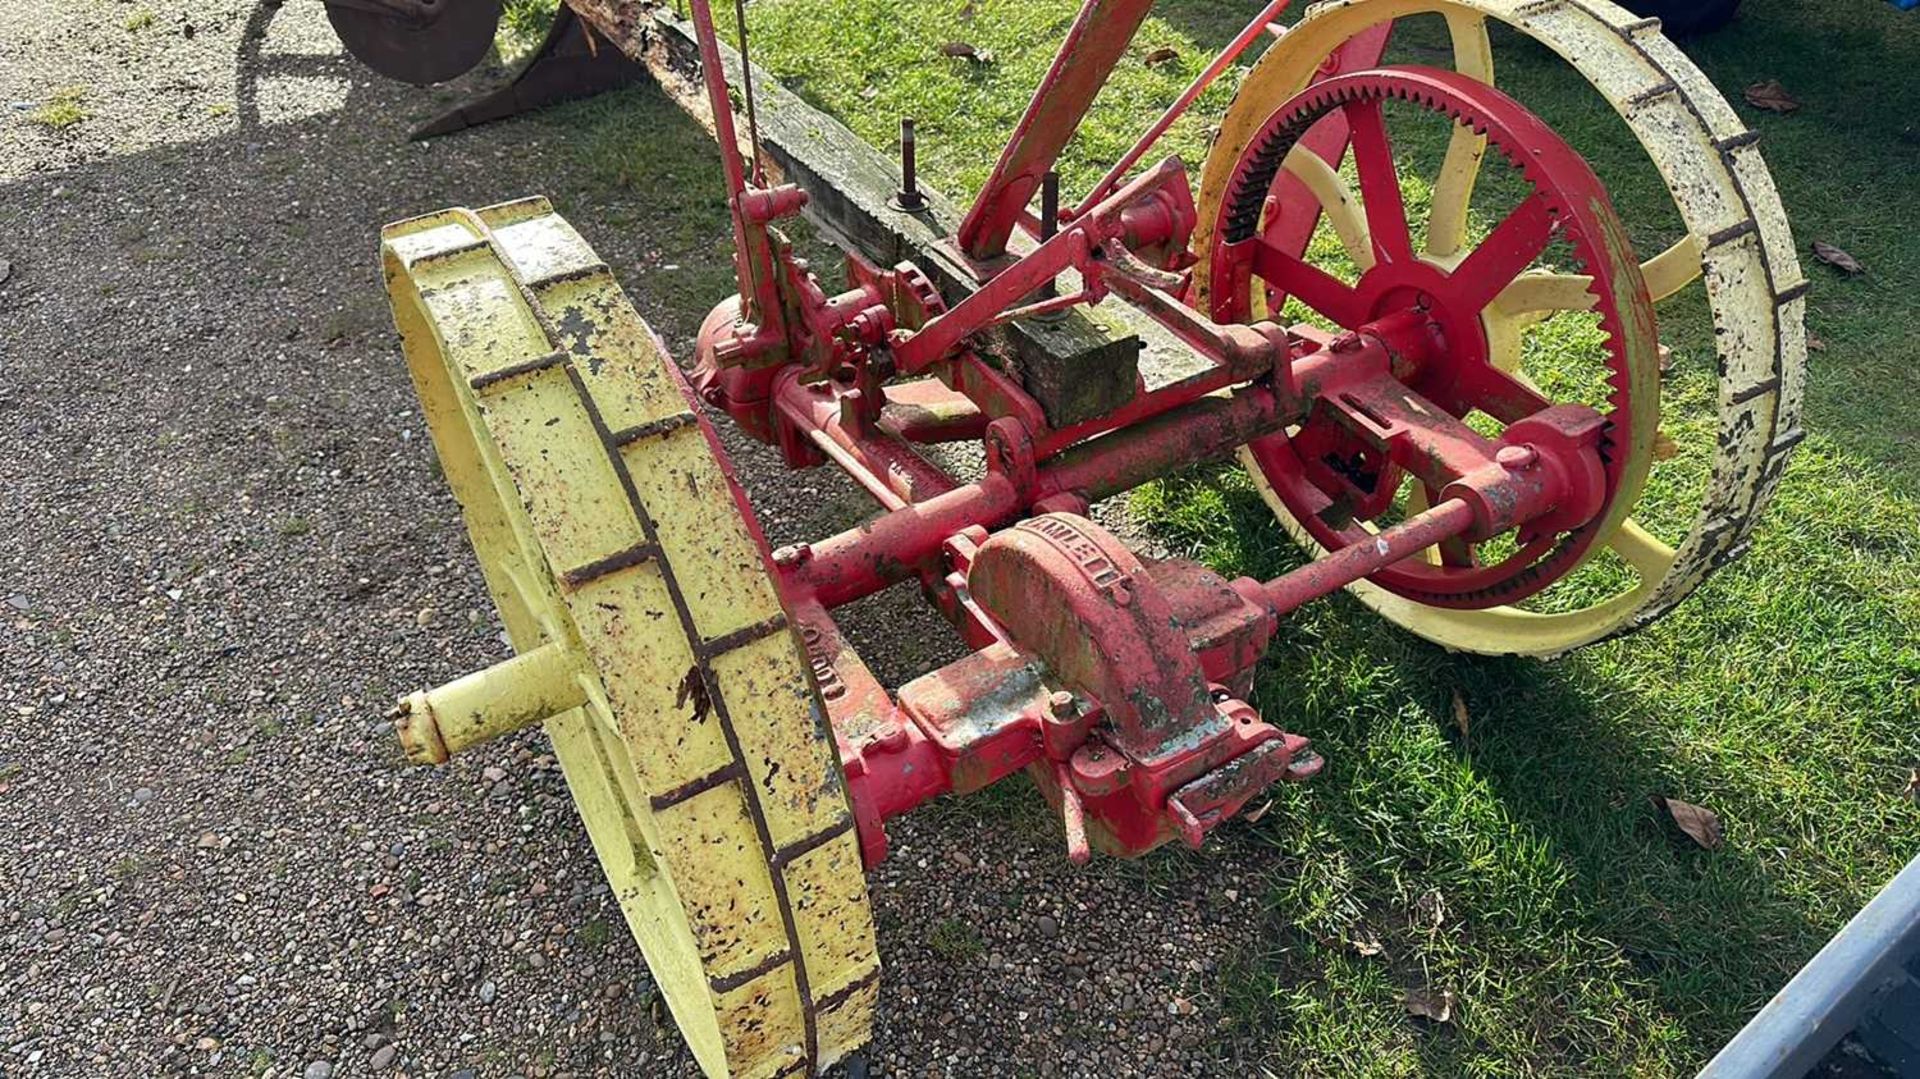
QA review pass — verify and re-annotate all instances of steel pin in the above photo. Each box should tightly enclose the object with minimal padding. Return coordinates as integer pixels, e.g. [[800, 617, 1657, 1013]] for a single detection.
[[894, 117, 928, 212]]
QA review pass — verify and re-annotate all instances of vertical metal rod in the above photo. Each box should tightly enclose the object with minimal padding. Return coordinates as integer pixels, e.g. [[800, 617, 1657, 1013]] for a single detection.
[[686, 0, 784, 336], [686, 2, 753, 280], [1073, 0, 1296, 216], [1040, 171, 1060, 240], [895, 117, 927, 211], [733, 0, 765, 185]]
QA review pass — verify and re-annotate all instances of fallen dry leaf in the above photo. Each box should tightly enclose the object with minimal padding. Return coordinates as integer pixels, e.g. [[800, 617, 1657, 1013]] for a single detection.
[[1652, 431, 1680, 461], [1450, 689, 1470, 739], [1348, 926, 1384, 956], [1144, 46, 1179, 66], [1743, 80, 1799, 114], [940, 41, 994, 63], [1243, 798, 1274, 824], [1903, 768, 1918, 800], [1657, 342, 1673, 373], [1812, 240, 1864, 275], [1807, 333, 1827, 352], [1404, 987, 1456, 1023], [1652, 795, 1724, 850], [1414, 888, 1447, 929]]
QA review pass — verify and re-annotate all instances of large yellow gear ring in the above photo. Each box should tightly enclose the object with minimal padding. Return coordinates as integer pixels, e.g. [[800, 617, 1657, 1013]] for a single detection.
[[1194, 0, 1808, 657], [380, 198, 878, 1079]]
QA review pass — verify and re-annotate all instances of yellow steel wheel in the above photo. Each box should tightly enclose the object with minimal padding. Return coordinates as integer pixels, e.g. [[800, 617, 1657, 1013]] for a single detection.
[[381, 198, 878, 1079], [1192, 0, 1808, 657]]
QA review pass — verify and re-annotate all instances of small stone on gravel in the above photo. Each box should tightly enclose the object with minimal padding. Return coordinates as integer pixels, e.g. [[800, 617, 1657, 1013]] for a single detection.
[[303, 1062, 333, 1079], [369, 1044, 398, 1069]]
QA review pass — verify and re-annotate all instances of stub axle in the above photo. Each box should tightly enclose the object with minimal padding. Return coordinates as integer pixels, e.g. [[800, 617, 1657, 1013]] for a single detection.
[[392, 641, 586, 765]]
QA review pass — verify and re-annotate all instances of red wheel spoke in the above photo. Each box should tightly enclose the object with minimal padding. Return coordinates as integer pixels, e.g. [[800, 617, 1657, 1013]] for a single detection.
[[1423, 486, 1479, 567], [1245, 238, 1370, 329], [1436, 535, 1478, 567], [1451, 192, 1558, 312], [1213, 66, 1659, 612], [1462, 364, 1553, 423], [1344, 99, 1413, 265]]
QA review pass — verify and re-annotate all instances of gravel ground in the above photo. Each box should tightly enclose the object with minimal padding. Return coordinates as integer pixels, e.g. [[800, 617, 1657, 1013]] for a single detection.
[[0, 4, 1277, 1076]]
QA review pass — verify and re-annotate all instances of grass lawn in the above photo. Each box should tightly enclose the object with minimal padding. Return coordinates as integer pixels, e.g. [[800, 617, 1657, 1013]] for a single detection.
[[495, 0, 1917, 1072]]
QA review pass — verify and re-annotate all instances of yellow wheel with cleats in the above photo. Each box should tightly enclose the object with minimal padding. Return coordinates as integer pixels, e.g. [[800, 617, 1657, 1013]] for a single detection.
[[380, 198, 878, 1079], [1193, 0, 1808, 657]]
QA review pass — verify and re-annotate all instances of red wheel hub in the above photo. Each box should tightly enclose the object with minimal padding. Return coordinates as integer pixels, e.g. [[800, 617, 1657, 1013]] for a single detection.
[[1206, 66, 1656, 608]]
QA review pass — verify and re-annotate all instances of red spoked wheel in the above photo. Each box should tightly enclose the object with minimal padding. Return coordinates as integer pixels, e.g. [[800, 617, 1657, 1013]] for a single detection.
[[1204, 66, 1660, 611]]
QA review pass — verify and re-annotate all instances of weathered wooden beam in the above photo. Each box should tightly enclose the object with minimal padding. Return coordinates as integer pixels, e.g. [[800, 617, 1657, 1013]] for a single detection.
[[565, 1, 1210, 425]]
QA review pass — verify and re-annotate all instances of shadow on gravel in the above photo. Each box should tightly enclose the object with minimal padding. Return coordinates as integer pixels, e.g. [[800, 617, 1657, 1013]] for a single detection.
[[0, 7, 907, 1075]]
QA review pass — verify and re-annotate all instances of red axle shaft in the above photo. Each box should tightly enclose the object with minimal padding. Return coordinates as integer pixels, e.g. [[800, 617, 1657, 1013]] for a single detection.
[[1254, 497, 1478, 616], [781, 384, 1285, 608]]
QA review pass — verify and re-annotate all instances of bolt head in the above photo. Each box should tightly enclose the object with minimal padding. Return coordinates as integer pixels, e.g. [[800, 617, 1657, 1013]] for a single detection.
[[1496, 444, 1538, 470]]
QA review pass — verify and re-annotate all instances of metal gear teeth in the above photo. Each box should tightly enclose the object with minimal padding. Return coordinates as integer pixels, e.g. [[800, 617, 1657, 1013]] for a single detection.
[[1217, 69, 1648, 607]]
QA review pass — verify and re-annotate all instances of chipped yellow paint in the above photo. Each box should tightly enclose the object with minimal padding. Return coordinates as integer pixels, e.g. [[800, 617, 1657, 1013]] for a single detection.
[[380, 198, 878, 1079], [1425, 8, 1494, 258], [623, 425, 786, 641], [1196, 0, 1807, 657]]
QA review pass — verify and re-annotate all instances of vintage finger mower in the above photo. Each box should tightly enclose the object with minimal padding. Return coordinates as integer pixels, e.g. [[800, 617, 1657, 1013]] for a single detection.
[[357, 0, 1808, 1074]]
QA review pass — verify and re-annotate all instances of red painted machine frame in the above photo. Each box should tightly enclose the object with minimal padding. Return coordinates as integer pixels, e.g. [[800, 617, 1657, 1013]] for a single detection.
[[675, 0, 1626, 866]]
